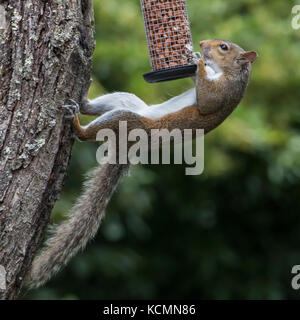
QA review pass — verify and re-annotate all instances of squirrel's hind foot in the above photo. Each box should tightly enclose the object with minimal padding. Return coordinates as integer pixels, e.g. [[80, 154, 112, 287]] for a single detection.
[[62, 99, 80, 119]]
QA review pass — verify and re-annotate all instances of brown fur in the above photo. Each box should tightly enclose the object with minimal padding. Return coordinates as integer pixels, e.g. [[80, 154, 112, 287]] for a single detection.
[[73, 40, 257, 139]]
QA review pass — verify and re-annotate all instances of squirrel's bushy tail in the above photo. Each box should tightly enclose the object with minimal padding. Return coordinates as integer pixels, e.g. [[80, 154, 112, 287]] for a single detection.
[[26, 163, 130, 288]]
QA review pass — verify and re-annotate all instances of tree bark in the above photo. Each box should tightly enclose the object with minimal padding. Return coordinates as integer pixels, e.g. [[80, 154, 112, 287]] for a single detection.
[[0, 0, 95, 299]]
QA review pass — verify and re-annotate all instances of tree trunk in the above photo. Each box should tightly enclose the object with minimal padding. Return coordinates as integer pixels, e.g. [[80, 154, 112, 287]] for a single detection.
[[0, 0, 95, 300]]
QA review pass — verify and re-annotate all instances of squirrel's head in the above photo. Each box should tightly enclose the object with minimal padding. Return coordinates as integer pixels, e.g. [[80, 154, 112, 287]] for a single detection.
[[199, 39, 258, 74]]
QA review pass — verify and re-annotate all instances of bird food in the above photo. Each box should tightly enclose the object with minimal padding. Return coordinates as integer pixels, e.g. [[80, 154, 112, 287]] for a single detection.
[[140, 0, 197, 83]]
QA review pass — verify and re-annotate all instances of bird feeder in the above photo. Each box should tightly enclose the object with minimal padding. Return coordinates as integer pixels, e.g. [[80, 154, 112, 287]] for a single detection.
[[140, 0, 197, 83]]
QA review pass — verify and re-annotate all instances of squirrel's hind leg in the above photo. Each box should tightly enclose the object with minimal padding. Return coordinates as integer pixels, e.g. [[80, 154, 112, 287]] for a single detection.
[[81, 92, 148, 116], [64, 104, 143, 141]]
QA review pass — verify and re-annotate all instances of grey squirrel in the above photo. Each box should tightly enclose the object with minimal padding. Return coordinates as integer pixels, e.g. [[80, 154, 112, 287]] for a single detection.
[[26, 40, 258, 287]]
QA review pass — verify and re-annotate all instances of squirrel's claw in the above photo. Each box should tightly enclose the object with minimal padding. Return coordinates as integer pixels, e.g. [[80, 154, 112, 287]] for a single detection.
[[69, 99, 80, 112], [193, 52, 202, 59], [192, 52, 202, 65], [62, 107, 76, 120], [185, 45, 202, 65], [62, 99, 80, 119]]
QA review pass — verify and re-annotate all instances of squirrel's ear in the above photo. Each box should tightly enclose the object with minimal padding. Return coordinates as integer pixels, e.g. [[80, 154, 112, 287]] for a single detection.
[[237, 51, 258, 65]]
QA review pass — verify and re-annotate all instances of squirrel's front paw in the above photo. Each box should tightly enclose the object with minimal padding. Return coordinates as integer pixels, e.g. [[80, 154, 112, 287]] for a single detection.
[[62, 99, 80, 119], [185, 45, 202, 64], [192, 52, 202, 65]]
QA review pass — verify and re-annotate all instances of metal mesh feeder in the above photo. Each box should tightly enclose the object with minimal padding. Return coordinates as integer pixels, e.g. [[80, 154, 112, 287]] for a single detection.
[[140, 0, 197, 83]]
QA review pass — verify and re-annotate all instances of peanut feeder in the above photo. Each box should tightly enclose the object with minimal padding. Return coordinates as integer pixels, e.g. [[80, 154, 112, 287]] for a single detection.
[[140, 0, 197, 83]]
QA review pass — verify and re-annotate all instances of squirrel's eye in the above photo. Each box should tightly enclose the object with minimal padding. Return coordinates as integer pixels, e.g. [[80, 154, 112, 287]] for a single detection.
[[220, 44, 228, 51]]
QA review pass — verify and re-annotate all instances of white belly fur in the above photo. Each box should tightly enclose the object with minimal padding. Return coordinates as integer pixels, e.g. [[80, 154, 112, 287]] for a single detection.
[[140, 88, 197, 119]]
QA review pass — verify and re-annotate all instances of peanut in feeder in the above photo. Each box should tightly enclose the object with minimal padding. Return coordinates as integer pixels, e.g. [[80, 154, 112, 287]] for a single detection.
[[140, 0, 197, 83]]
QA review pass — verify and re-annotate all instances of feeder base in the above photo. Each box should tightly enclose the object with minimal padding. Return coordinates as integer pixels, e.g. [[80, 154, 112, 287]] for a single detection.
[[143, 65, 197, 83]]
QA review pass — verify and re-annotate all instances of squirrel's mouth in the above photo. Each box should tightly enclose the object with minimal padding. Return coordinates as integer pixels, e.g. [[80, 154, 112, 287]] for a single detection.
[[201, 47, 209, 60], [202, 53, 211, 66], [200, 49, 223, 76], [204, 58, 215, 69]]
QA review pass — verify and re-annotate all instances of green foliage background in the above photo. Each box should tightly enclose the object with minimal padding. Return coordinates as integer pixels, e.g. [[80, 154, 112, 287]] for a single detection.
[[24, 0, 300, 299]]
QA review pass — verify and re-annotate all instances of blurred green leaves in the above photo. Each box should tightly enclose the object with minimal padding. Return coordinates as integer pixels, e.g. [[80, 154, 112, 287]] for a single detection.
[[24, 0, 300, 300]]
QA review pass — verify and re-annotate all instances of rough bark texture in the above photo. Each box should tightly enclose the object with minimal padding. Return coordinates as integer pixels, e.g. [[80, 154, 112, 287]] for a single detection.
[[0, 0, 95, 299]]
